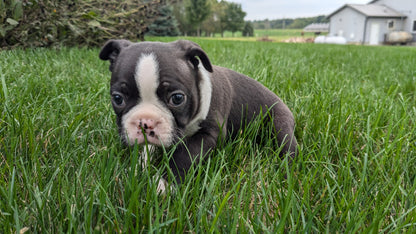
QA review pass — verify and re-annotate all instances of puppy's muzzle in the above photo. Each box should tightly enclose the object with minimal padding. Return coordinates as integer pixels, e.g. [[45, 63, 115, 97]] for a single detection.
[[121, 104, 174, 146]]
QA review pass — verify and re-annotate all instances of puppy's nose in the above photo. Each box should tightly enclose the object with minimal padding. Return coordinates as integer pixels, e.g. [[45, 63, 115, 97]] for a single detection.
[[138, 119, 159, 138], [139, 119, 155, 130]]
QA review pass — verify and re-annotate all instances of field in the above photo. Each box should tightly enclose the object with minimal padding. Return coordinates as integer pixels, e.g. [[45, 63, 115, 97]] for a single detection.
[[1, 38, 416, 232], [206, 29, 318, 42], [254, 29, 317, 40]]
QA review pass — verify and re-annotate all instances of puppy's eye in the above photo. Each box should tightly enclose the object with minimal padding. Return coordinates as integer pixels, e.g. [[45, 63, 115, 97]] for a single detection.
[[168, 92, 186, 106], [112, 93, 125, 107]]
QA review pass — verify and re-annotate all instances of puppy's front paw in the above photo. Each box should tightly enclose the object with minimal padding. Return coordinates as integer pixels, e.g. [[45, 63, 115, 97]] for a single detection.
[[156, 177, 170, 194]]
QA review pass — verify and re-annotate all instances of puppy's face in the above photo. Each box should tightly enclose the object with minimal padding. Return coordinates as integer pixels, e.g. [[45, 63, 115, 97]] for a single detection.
[[100, 40, 213, 147]]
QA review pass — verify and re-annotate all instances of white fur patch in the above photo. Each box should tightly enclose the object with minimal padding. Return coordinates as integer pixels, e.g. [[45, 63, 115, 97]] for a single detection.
[[121, 54, 175, 146], [141, 146, 170, 194], [184, 64, 212, 136], [140, 145, 155, 169], [135, 54, 159, 103], [138, 145, 171, 194], [156, 177, 169, 194]]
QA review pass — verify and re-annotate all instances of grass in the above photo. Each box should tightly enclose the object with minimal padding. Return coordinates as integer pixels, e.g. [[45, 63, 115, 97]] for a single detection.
[[1, 38, 416, 232]]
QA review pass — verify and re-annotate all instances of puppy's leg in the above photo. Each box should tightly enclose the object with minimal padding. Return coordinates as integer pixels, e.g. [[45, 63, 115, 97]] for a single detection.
[[140, 145, 171, 194], [156, 175, 169, 194], [273, 119, 297, 159], [169, 124, 222, 185], [140, 145, 153, 169]]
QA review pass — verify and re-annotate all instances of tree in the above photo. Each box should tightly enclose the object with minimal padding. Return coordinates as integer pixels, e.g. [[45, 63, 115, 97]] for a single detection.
[[249, 16, 328, 30], [186, 0, 210, 36], [200, 0, 226, 37], [215, 0, 229, 37], [242, 21, 254, 37], [173, 0, 194, 36], [147, 4, 180, 36], [222, 2, 246, 37]]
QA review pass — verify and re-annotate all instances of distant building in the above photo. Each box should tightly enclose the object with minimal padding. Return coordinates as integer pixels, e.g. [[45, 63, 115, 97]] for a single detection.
[[303, 23, 329, 34], [328, 0, 415, 45]]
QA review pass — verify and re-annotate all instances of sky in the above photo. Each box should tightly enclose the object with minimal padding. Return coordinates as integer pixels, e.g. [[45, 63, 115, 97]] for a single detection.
[[229, 0, 370, 20]]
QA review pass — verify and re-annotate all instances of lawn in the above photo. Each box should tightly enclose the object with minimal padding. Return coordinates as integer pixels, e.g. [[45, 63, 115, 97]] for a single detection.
[[1, 38, 415, 232]]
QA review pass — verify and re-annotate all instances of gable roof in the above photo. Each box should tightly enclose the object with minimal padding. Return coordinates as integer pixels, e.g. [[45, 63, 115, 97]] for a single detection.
[[304, 23, 329, 32], [328, 4, 406, 18]]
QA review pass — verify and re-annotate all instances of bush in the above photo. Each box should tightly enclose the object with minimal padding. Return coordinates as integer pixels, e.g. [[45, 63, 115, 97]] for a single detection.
[[0, 0, 162, 48], [242, 21, 254, 37]]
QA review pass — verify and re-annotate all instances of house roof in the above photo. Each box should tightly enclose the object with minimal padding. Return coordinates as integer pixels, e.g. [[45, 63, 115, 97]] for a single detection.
[[303, 23, 329, 32], [328, 4, 406, 19]]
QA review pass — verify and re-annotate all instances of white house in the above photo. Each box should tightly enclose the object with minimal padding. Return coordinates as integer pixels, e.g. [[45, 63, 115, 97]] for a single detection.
[[328, 0, 415, 45]]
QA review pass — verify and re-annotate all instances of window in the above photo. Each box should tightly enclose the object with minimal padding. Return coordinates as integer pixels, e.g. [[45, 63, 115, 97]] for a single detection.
[[413, 20, 416, 32], [388, 20, 394, 29]]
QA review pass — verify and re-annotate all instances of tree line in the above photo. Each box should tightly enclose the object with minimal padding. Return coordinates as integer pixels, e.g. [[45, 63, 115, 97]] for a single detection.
[[250, 16, 329, 30], [1, 0, 324, 48], [148, 0, 249, 37], [0, 0, 248, 48]]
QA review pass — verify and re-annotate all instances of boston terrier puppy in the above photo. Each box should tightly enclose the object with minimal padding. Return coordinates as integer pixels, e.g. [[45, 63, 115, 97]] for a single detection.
[[99, 39, 297, 192]]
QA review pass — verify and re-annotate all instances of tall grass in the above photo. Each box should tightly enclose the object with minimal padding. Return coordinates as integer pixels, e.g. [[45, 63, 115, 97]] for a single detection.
[[1, 39, 415, 232]]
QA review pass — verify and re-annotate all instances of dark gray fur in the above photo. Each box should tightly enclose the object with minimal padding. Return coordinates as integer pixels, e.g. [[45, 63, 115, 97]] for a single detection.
[[99, 39, 297, 184]]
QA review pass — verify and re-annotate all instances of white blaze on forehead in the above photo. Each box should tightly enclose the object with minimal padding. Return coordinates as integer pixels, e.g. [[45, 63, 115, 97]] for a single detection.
[[135, 53, 160, 102]]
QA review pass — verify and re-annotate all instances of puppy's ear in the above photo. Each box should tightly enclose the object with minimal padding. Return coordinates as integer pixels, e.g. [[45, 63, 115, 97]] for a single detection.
[[177, 40, 213, 73], [99, 39, 132, 71]]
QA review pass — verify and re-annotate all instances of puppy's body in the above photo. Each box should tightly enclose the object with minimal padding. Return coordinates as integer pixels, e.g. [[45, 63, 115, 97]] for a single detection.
[[100, 40, 297, 187]]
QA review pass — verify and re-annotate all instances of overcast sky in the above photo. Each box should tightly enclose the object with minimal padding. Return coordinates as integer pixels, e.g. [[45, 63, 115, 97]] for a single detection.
[[229, 0, 370, 20]]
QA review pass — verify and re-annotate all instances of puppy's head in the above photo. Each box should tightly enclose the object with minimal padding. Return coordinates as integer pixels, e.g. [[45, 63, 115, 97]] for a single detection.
[[99, 40, 213, 147]]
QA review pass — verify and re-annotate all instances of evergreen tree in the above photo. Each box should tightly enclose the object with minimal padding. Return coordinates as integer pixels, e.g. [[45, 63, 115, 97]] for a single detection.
[[148, 4, 180, 36]]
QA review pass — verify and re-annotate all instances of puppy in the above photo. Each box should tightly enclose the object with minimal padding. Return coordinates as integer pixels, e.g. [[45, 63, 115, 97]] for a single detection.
[[99, 39, 297, 191]]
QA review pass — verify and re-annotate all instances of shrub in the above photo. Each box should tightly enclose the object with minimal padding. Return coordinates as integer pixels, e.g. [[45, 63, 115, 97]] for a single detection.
[[0, 0, 162, 48], [242, 21, 254, 37]]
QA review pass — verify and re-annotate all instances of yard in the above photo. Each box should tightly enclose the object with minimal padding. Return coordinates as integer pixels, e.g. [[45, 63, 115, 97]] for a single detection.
[[1, 38, 415, 232]]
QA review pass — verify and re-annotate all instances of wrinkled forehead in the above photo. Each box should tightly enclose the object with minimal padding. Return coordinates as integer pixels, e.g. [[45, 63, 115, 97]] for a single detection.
[[112, 42, 191, 84], [111, 43, 195, 95], [115, 43, 179, 72]]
